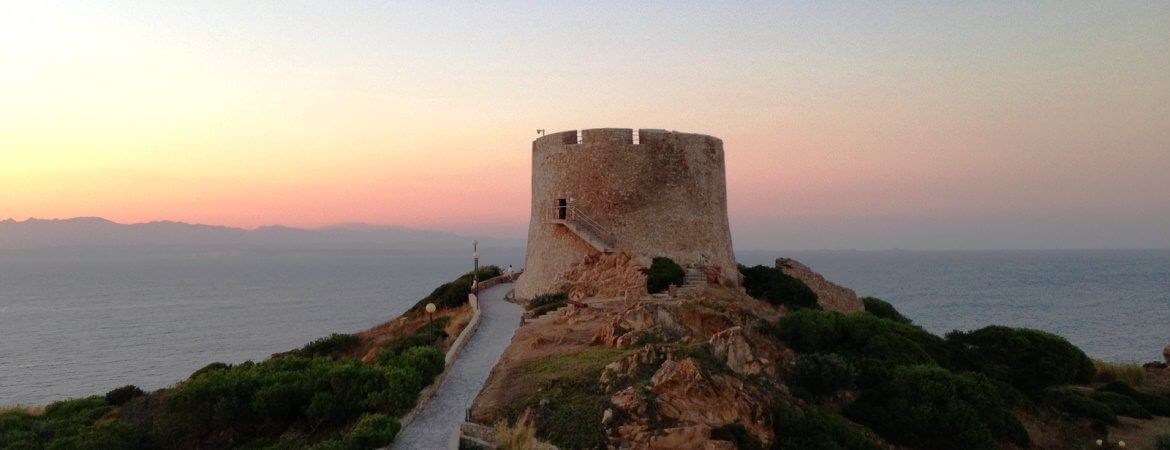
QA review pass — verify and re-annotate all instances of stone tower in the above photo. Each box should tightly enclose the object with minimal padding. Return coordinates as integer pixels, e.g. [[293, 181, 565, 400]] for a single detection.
[[514, 128, 737, 299]]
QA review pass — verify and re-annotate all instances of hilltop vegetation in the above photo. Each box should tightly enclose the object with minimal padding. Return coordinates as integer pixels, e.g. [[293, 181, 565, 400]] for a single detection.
[[471, 260, 1170, 450], [0, 268, 495, 450]]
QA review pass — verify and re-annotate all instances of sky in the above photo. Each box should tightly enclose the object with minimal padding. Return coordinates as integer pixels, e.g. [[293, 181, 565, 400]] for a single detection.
[[1, 1, 1168, 250]]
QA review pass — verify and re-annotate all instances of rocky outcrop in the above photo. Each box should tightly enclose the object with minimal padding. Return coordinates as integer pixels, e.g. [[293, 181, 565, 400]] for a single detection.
[[1164, 343, 1170, 365], [776, 258, 864, 313], [709, 326, 766, 376], [606, 357, 772, 448], [557, 251, 648, 299], [592, 301, 735, 347]]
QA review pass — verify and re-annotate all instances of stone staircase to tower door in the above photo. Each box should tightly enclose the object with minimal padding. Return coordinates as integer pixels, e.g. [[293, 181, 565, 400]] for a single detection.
[[546, 205, 615, 253], [680, 267, 706, 294], [649, 267, 707, 299]]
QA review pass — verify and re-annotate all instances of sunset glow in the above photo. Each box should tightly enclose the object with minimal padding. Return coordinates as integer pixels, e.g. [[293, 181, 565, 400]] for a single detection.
[[3, 1, 1168, 248]]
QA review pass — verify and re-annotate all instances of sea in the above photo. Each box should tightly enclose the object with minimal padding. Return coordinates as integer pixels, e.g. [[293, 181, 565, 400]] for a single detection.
[[2, 247, 1167, 406]]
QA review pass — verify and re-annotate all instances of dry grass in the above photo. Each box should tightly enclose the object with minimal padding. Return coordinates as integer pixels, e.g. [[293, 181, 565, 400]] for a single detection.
[[1095, 359, 1147, 386], [495, 410, 554, 450], [0, 405, 45, 416]]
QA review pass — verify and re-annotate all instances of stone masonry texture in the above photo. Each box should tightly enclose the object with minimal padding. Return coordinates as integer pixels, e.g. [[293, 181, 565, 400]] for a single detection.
[[516, 128, 737, 299]]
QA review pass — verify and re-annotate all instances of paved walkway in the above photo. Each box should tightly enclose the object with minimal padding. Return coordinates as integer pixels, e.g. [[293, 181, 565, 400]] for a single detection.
[[392, 282, 521, 450]]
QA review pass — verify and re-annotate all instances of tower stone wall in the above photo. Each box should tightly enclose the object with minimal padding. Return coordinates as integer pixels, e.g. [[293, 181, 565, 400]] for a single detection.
[[515, 128, 737, 299]]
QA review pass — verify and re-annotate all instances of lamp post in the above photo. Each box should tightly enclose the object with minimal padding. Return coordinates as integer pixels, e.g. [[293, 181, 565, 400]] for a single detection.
[[472, 240, 480, 298], [425, 303, 436, 324]]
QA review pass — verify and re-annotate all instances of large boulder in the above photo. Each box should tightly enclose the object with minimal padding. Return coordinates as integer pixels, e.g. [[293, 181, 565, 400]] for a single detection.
[[709, 326, 764, 376], [776, 258, 864, 313], [648, 359, 771, 441]]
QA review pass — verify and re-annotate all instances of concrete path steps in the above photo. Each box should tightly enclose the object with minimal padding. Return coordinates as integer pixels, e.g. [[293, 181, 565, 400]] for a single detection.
[[390, 282, 521, 450]]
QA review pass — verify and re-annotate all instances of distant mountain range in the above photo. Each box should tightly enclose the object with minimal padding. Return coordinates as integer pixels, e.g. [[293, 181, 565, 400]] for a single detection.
[[0, 217, 523, 250]]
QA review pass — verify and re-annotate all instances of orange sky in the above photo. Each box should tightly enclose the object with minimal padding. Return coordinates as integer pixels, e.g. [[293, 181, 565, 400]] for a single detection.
[[3, 2, 1169, 249]]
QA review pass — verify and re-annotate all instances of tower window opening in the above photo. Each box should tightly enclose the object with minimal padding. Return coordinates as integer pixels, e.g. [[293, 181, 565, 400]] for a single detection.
[[556, 198, 568, 220]]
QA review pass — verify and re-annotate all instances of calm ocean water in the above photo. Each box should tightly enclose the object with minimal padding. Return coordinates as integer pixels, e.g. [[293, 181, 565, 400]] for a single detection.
[[2, 248, 1167, 406]]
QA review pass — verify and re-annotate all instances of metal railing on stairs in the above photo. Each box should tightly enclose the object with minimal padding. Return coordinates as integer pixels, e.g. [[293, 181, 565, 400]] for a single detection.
[[544, 204, 616, 251]]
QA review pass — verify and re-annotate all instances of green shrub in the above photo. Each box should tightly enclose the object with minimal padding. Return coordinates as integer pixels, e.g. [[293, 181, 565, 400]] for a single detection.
[[296, 333, 360, 358], [1090, 391, 1152, 419], [104, 385, 145, 406], [344, 414, 400, 449], [1097, 381, 1170, 416], [1037, 388, 1118, 425], [944, 326, 1094, 391], [376, 317, 451, 363], [189, 362, 230, 379], [369, 366, 423, 415], [1, 399, 151, 450], [397, 346, 446, 386], [710, 423, 763, 450], [528, 292, 567, 310], [411, 266, 502, 311], [788, 353, 856, 398], [861, 297, 910, 324], [45, 419, 152, 450], [771, 403, 881, 450], [0, 409, 50, 447], [738, 264, 818, 309], [528, 377, 608, 450], [846, 365, 1030, 450], [644, 257, 685, 294], [162, 355, 429, 447], [777, 309, 946, 367], [43, 396, 110, 422], [1155, 432, 1170, 450], [527, 301, 566, 318]]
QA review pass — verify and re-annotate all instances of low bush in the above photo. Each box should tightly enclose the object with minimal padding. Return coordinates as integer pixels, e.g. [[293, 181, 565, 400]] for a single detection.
[[846, 365, 1030, 449], [1097, 381, 1170, 416], [710, 423, 763, 450], [644, 257, 685, 294], [0, 396, 152, 450], [495, 410, 553, 450], [771, 403, 880, 450], [44, 396, 110, 422], [1090, 391, 1153, 419], [1156, 432, 1170, 450], [411, 266, 502, 311], [527, 293, 567, 310], [342, 414, 400, 449], [861, 297, 911, 324], [788, 353, 856, 398], [376, 317, 451, 362], [1094, 359, 1146, 386], [944, 326, 1095, 392], [1145, 361, 1169, 369], [738, 264, 818, 309], [396, 346, 446, 386], [161, 353, 431, 447], [1036, 388, 1118, 425], [527, 301, 566, 318], [776, 309, 946, 367], [530, 378, 608, 450], [189, 362, 230, 379], [296, 333, 360, 358], [498, 349, 633, 449], [104, 385, 145, 406]]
